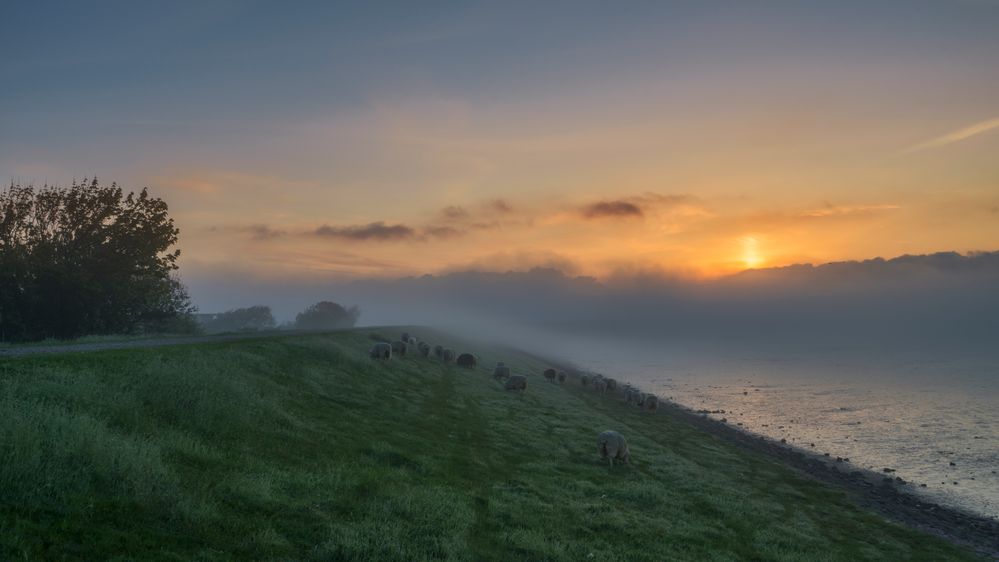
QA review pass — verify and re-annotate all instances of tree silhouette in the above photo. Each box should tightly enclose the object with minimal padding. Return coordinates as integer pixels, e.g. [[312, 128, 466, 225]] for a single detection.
[[0, 178, 195, 341]]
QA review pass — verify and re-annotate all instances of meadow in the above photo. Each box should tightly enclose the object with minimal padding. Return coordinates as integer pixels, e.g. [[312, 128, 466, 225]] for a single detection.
[[0, 329, 982, 560]]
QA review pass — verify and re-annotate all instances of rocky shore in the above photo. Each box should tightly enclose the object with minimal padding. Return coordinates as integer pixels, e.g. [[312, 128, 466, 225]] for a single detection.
[[662, 396, 999, 559]]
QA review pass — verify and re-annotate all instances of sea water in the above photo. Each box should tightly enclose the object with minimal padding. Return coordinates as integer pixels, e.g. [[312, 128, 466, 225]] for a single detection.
[[550, 337, 999, 520]]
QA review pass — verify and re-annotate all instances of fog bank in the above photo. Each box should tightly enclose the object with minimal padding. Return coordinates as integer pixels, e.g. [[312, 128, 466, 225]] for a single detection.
[[189, 251, 999, 355]]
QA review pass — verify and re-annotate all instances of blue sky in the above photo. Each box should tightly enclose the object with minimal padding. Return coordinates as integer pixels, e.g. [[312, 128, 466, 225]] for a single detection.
[[2, 1, 998, 287]]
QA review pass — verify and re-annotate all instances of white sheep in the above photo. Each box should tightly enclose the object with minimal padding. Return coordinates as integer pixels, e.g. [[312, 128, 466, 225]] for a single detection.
[[597, 430, 630, 467]]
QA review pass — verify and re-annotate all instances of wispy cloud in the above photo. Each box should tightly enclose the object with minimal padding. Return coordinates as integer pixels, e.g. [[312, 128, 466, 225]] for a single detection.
[[314, 222, 417, 241], [312, 221, 470, 242], [581, 200, 644, 219], [240, 224, 286, 240], [439, 205, 470, 221], [423, 225, 465, 239], [903, 117, 999, 153], [486, 199, 513, 214], [799, 203, 900, 218]]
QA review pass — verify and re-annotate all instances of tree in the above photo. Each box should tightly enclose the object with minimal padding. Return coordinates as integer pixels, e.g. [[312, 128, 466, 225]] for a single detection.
[[294, 301, 360, 330], [200, 305, 276, 334], [0, 178, 196, 341]]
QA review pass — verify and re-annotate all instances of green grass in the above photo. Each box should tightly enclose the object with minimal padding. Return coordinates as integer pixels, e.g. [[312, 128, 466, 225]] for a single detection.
[[0, 328, 981, 561]]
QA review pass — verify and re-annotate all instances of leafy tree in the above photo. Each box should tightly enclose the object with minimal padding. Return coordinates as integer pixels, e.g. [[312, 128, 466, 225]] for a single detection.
[[200, 305, 276, 334], [294, 301, 360, 330], [0, 178, 196, 341]]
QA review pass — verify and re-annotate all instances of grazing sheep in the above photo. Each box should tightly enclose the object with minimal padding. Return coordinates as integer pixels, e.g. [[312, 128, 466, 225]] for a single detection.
[[417, 341, 431, 357], [606, 378, 617, 392], [493, 363, 511, 380], [645, 395, 659, 413], [401, 332, 411, 342], [369, 342, 392, 359], [504, 374, 528, 392], [543, 368, 557, 383], [442, 348, 456, 363], [391, 340, 408, 357], [407, 336, 418, 346], [456, 353, 477, 368], [597, 430, 631, 467], [625, 389, 636, 403], [580, 375, 590, 387], [433, 345, 444, 359], [635, 392, 647, 407], [594, 379, 607, 393], [557, 371, 567, 384]]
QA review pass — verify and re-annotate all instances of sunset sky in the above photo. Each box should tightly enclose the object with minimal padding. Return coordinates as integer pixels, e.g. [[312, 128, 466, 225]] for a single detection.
[[3, 1, 998, 286]]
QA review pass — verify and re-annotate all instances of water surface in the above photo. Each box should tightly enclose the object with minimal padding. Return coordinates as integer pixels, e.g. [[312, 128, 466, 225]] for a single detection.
[[552, 337, 999, 520]]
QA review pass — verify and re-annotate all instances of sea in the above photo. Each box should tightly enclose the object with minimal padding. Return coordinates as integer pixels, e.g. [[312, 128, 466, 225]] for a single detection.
[[545, 336, 999, 520]]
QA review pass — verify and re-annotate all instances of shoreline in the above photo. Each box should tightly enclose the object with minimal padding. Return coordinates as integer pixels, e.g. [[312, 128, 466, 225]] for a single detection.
[[660, 398, 999, 559], [539, 356, 999, 559]]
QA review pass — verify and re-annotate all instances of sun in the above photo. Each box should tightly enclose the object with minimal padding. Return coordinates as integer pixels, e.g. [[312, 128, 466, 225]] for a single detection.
[[741, 236, 763, 269]]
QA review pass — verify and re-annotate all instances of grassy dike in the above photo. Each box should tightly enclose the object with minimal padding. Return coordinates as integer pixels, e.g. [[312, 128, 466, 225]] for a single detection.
[[0, 329, 981, 561]]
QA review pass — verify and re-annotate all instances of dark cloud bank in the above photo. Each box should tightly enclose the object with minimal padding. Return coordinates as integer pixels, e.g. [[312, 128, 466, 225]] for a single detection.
[[352, 252, 998, 350], [190, 251, 999, 354]]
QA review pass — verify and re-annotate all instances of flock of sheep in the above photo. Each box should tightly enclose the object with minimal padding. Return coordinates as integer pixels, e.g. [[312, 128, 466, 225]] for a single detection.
[[369, 331, 657, 467]]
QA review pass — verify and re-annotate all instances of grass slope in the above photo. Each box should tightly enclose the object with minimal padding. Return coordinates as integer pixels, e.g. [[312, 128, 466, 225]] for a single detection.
[[0, 329, 980, 561]]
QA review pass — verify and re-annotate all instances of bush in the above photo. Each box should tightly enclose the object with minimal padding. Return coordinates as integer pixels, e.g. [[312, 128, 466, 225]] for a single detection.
[[200, 306, 276, 334], [294, 301, 360, 330]]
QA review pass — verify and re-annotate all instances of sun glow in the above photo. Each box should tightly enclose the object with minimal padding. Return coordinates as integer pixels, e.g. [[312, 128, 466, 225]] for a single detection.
[[741, 236, 763, 269]]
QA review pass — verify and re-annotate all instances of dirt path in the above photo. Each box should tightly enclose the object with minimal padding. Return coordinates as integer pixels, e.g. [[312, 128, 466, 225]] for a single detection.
[[0, 331, 315, 358]]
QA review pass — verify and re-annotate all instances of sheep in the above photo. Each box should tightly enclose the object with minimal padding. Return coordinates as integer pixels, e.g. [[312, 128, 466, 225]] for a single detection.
[[594, 379, 607, 393], [441, 348, 456, 363], [417, 341, 431, 357], [644, 395, 659, 413], [401, 332, 411, 342], [504, 374, 528, 392], [369, 342, 392, 359], [635, 392, 647, 407], [597, 430, 630, 467], [625, 389, 635, 403], [605, 378, 617, 392], [557, 371, 567, 384], [580, 375, 590, 387], [493, 363, 511, 380], [433, 345, 444, 359], [543, 368, 557, 383], [407, 336, 418, 346], [391, 340, 408, 357], [456, 353, 477, 368]]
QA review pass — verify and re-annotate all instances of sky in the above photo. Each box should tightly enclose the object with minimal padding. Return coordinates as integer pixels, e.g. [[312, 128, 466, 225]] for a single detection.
[[2, 1, 998, 299]]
